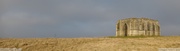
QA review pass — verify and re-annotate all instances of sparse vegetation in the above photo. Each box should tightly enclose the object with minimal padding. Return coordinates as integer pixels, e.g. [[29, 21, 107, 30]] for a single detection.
[[0, 36, 179, 51]]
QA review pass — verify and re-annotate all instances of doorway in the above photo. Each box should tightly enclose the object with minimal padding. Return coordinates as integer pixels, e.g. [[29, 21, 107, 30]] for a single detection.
[[124, 24, 128, 36]]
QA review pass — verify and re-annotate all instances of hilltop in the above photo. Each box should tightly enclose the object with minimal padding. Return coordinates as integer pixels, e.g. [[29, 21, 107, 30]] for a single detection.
[[0, 36, 180, 51]]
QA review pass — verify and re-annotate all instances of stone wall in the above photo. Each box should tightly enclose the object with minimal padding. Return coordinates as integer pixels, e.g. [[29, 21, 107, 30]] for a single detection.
[[116, 18, 160, 36]]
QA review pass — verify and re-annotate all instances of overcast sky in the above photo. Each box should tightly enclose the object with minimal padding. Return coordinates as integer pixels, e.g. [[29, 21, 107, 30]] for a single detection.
[[0, 0, 180, 38]]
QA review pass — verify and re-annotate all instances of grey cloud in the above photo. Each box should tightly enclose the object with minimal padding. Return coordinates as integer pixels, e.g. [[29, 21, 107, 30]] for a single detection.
[[1, 12, 57, 27], [0, 0, 180, 38]]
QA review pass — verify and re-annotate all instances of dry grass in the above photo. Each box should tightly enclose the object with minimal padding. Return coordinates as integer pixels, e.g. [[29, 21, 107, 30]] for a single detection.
[[0, 36, 180, 51]]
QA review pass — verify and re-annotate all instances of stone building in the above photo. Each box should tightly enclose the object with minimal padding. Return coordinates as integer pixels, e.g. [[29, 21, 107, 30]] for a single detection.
[[116, 18, 160, 36]]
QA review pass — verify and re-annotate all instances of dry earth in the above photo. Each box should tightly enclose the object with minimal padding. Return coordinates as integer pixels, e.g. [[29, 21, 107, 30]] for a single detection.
[[0, 36, 180, 51]]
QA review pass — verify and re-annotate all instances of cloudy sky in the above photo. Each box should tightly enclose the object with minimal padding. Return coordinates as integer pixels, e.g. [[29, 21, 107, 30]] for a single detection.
[[0, 0, 180, 38]]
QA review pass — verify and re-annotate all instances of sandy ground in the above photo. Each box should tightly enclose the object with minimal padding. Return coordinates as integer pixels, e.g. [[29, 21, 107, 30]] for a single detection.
[[0, 36, 180, 51]]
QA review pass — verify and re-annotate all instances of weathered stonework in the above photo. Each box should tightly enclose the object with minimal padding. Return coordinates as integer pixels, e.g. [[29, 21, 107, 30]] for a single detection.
[[116, 18, 160, 36]]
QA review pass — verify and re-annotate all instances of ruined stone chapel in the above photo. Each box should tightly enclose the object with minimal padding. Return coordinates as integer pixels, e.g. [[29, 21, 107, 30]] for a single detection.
[[116, 18, 160, 36]]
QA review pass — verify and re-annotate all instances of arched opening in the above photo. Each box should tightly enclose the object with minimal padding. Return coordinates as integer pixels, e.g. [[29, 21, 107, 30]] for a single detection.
[[124, 23, 128, 36], [153, 24, 155, 36], [147, 23, 150, 36], [157, 25, 160, 36], [117, 23, 120, 31], [142, 23, 144, 30], [147, 23, 150, 31]]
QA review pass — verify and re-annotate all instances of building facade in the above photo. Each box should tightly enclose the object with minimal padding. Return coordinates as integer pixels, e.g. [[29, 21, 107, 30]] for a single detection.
[[116, 18, 160, 36]]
